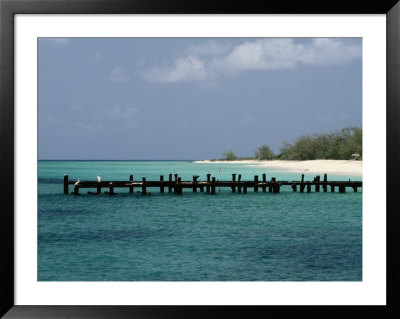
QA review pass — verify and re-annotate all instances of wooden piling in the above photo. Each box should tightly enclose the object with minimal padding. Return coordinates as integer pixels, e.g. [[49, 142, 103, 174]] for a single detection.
[[174, 173, 178, 182], [331, 185, 335, 192], [269, 177, 275, 192], [262, 173, 266, 192], [323, 174, 328, 192], [238, 174, 242, 193], [177, 177, 182, 195], [307, 183, 311, 193], [142, 177, 147, 195], [271, 177, 279, 193], [109, 182, 115, 195], [73, 182, 80, 195], [97, 183, 101, 195], [160, 175, 164, 193], [254, 175, 258, 192], [232, 174, 236, 193], [64, 175, 69, 194], [315, 175, 320, 192], [292, 183, 297, 192], [300, 174, 305, 193], [243, 184, 247, 194], [206, 174, 211, 193], [353, 186, 358, 192], [168, 173, 172, 192], [211, 177, 216, 195], [193, 175, 198, 192], [129, 175, 134, 193], [339, 185, 345, 193]]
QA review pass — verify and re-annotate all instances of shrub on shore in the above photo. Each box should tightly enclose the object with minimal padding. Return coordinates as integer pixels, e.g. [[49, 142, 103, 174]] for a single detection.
[[278, 127, 362, 160]]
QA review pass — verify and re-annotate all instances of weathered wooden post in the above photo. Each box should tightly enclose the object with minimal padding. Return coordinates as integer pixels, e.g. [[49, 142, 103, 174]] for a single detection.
[[238, 174, 242, 193], [211, 177, 216, 195], [168, 173, 173, 193], [271, 177, 279, 193], [339, 185, 345, 193], [160, 175, 164, 193], [129, 175, 134, 194], [64, 175, 69, 194], [331, 185, 335, 192], [323, 174, 328, 192], [200, 185, 204, 192], [300, 174, 305, 193], [177, 177, 182, 195], [73, 180, 80, 195], [97, 181, 102, 195], [254, 175, 259, 192], [192, 175, 198, 192], [315, 175, 320, 192], [262, 173, 266, 192], [307, 183, 311, 193], [174, 173, 178, 182], [269, 177, 276, 192], [206, 173, 211, 193], [142, 177, 147, 195], [232, 174, 236, 193], [353, 186, 358, 192], [109, 182, 115, 195], [243, 183, 247, 194], [292, 183, 297, 192]]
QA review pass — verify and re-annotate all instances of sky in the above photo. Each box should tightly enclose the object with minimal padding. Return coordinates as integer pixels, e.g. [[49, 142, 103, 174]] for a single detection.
[[38, 38, 362, 160]]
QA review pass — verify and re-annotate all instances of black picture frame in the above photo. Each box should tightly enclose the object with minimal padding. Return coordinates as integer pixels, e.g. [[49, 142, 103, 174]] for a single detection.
[[1, 0, 399, 318]]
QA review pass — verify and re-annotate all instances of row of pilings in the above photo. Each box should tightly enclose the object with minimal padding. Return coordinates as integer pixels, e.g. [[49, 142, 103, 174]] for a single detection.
[[64, 173, 362, 196]]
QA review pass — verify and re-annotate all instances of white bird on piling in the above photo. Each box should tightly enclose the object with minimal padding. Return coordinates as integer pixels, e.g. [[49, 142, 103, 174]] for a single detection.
[[97, 174, 101, 182]]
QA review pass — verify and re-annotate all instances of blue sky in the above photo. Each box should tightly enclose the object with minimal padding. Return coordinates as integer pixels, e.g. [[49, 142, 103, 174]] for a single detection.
[[38, 38, 362, 160]]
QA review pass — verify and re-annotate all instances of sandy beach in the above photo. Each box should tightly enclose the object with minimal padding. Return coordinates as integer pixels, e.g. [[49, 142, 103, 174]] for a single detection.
[[192, 159, 362, 176]]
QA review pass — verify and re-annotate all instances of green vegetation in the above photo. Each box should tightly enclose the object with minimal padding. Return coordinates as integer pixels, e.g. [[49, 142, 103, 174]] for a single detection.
[[255, 145, 276, 160], [222, 150, 238, 161], [217, 127, 362, 161], [278, 127, 362, 160]]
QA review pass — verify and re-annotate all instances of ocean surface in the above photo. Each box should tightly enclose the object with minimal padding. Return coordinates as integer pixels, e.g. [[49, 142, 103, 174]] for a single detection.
[[38, 160, 362, 281]]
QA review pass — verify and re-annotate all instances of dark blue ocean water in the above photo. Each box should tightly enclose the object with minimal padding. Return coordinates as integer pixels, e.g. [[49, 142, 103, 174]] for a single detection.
[[38, 160, 362, 281]]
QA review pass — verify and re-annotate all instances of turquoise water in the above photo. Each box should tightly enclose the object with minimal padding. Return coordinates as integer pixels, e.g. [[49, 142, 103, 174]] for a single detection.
[[38, 160, 362, 281]]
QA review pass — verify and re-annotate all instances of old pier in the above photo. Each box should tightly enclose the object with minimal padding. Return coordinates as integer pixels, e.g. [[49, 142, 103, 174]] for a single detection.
[[64, 173, 362, 195]]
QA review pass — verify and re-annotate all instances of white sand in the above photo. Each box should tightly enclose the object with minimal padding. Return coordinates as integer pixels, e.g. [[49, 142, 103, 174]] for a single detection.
[[192, 159, 362, 176]]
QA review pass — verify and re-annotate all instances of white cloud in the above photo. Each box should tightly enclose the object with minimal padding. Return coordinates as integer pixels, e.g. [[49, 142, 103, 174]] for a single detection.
[[142, 38, 361, 83], [215, 39, 299, 73], [144, 56, 208, 83], [44, 38, 70, 45], [108, 66, 131, 83], [184, 40, 232, 56], [298, 38, 362, 66]]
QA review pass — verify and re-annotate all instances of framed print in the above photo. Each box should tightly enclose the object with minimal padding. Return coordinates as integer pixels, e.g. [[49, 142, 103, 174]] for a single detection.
[[1, 0, 399, 318]]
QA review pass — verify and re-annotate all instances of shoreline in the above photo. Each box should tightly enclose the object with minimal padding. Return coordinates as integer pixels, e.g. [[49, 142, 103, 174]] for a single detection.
[[192, 159, 362, 176]]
